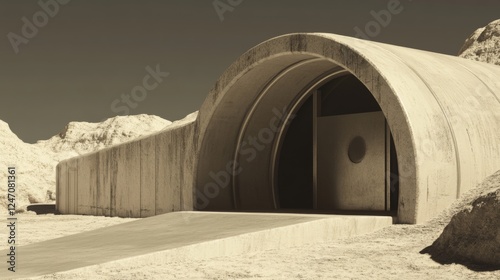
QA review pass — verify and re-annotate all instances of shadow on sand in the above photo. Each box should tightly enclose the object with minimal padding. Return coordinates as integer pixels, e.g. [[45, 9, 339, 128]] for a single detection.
[[420, 245, 500, 272]]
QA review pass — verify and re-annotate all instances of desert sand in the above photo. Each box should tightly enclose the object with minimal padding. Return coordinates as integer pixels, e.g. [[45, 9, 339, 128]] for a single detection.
[[2, 204, 497, 279], [7, 170, 500, 279]]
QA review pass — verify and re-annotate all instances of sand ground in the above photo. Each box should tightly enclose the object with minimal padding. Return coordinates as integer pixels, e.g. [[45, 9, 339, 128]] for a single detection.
[[0, 213, 497, 280]]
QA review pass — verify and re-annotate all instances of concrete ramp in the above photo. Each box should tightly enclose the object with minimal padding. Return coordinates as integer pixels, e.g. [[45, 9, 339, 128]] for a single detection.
[[2, 212, 393, 279]]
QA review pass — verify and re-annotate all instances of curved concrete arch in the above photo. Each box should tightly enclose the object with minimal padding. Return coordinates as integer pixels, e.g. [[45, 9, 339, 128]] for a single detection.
[[195, 33, 500, 224]]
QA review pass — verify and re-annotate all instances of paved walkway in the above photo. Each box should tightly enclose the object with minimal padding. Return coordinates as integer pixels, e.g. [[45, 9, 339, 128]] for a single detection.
[[1, 212, 393, 279]]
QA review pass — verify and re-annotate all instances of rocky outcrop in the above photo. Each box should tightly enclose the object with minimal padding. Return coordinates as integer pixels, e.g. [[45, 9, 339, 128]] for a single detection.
[[34, 114, 172, 155], [423, 171, 500, 268], [459, 19, 500, 65]]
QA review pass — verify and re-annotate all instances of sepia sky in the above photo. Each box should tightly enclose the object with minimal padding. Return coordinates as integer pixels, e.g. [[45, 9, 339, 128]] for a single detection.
[[1, 0, 499, 143]]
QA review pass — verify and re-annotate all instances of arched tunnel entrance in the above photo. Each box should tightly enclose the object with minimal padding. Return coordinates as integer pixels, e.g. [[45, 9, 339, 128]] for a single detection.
[[195, 54, 399, 216], [276, 74, 399, 213], [192, 34, 442, 222]]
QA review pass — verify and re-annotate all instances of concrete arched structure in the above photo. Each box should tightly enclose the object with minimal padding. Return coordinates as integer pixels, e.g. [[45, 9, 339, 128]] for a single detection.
[[56, 32, 500, 225], [195, 33, 500, 224]]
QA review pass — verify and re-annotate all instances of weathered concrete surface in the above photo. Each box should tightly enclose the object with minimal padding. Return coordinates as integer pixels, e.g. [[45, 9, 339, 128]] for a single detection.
[[422, 170, 500, 268], [195, 33, 500, 224], [0, 212, 393, 279], [56, 115, 197, 218]]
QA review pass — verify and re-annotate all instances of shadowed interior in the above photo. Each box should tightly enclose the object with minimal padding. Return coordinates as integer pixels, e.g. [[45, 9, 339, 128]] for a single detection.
[[276, 74, 399, 212]]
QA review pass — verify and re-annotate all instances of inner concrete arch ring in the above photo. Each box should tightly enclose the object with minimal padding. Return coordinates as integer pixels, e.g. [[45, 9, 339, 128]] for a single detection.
[[230, 58, 340, 209]]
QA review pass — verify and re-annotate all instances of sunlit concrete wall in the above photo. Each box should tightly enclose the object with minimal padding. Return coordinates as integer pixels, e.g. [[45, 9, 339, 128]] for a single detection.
[[56, 117, 197, 218]]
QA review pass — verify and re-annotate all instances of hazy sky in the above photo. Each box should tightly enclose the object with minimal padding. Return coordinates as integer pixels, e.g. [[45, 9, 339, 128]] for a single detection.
[[1, 0, 499, 143]]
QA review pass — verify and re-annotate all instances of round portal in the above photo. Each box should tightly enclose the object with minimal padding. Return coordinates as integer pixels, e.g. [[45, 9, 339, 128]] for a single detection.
[[348, 136, 366, 163]]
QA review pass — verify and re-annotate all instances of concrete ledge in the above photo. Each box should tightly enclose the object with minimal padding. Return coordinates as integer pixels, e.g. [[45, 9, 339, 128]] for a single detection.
[[2, 212, 393, 279]]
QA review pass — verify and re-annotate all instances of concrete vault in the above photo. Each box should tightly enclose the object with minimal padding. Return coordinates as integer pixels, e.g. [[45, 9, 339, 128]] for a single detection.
[[57, 33, 500, 224]]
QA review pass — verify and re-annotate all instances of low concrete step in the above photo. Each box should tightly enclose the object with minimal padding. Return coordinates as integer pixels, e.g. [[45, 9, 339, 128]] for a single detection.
[[1, 211, 393, 279]]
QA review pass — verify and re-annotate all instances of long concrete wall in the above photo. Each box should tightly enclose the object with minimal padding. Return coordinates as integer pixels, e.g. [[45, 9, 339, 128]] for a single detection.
[[56, 116, 197, 218]]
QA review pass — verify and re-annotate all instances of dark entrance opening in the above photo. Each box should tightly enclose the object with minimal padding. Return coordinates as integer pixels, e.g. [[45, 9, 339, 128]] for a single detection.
[[276, 74, 399, 212], [277, 96, 314, 209]]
